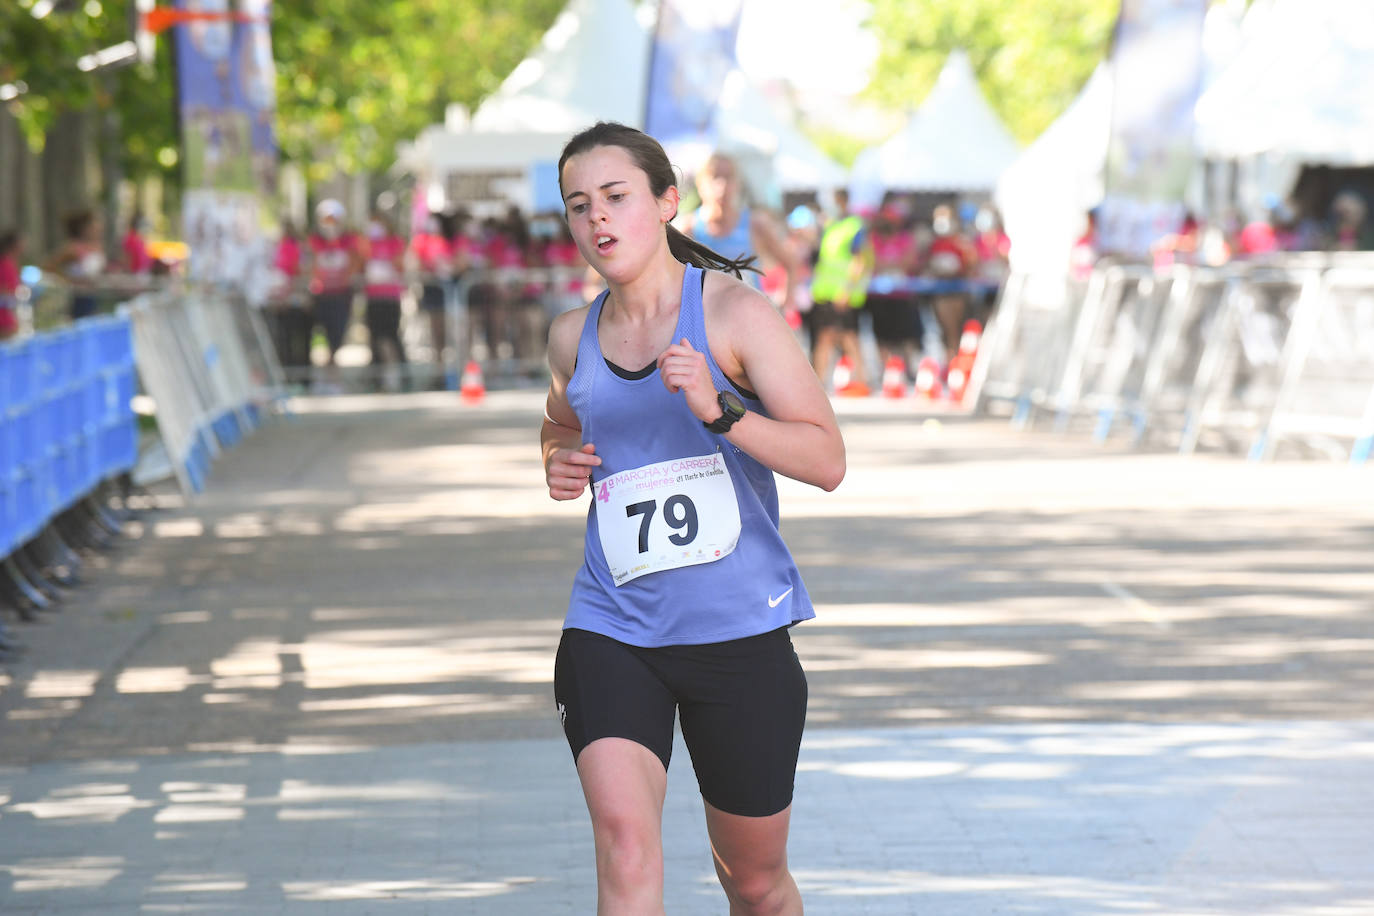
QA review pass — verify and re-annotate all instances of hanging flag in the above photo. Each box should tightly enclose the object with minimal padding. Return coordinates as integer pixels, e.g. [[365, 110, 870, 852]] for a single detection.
[[644, 0, 745, 156], [1099, 0, 1208, 258], [172, 0, 280, 293]]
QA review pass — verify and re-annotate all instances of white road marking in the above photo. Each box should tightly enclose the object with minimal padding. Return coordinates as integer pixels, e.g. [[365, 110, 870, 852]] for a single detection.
[[1099, 580, 1170, 631]]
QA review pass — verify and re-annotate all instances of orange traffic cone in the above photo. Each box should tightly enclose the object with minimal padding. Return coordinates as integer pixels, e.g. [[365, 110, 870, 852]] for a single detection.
[[946, 352, 974, 402], [958, 319, 983, 358], [945, 319, 983, 403], [914, 356, 943, 400], [460, 359, 486, 404], [832, 355, 871, 397], [881, 356, 908, 398], [831, 354, 853, 392]]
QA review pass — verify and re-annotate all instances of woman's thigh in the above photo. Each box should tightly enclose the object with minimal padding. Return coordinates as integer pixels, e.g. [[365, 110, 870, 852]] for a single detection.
[[674, 628, 808, 819]]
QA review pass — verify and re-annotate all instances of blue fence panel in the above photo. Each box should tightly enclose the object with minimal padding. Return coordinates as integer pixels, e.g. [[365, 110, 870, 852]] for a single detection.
[[0, 344, 11, 558], [0, 315, 139, 558]]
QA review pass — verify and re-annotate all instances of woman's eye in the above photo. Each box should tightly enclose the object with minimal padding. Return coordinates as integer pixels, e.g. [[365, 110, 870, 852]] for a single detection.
[[569, 204, 587, 215], [608, 193, 625, 202]]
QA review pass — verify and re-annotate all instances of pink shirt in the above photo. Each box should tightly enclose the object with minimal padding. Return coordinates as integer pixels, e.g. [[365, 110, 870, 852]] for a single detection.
[[975, 230, 1010, 263], [871, 230, 915, 271], [309, 234, 359, 294], [411, 232, 452, 275], [928, 236, 971, 278], [363, 235, 407, 298], [123, 230, 153, 273], [543, 239, 584, 292], [275, 237, 302, 277], [0, 255, 19, 297]]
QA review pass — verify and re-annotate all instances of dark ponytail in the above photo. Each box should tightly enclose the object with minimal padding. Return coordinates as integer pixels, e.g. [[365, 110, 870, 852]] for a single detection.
[[666, 225, 758, 279], [559, 122, 761, 280]]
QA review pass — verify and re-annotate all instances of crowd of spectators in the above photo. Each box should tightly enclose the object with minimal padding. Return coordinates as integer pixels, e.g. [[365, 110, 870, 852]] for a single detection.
[[3, 179, 1368, 398], [264, 199, 594, 392], [260, 184, 1014, 396]]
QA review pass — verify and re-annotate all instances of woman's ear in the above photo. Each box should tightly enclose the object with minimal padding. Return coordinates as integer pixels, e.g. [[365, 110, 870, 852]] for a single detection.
[[660, 186, 680, 224]]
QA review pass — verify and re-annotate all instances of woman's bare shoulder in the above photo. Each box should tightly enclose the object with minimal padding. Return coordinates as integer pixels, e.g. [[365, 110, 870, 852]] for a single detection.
[[547, 303, 592, 375], [702, 268, 777, 329]]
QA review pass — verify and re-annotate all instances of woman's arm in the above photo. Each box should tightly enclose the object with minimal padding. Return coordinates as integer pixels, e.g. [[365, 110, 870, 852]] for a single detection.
[[541, 306, 601, 500], [658, 274, 845, 491]]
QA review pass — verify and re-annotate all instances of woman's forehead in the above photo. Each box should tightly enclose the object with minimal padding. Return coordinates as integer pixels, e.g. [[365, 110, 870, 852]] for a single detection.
[[563, 145, 642, 186]]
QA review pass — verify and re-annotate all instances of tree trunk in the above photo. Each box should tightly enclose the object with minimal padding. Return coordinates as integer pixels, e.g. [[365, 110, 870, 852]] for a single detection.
[[0, 107, 48, 259], [41, 110, 99, 255]]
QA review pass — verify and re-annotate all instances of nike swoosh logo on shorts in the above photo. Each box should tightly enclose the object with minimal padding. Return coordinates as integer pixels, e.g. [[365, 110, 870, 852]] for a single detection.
[[768, 587, 794, 608]]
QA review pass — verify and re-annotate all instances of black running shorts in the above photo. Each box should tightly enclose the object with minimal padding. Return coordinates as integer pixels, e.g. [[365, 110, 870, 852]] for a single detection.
[[554, 626, 808, 818]]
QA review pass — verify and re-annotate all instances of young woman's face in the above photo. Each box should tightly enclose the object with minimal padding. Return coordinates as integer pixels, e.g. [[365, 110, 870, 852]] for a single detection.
[[561, 144, 677, 283]]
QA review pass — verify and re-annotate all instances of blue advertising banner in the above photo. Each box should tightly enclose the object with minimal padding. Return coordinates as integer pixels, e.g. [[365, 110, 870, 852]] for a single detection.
[[644, 0, 744, 154], [173, 0, 279, 289], [1099, 0, 1208, 258]]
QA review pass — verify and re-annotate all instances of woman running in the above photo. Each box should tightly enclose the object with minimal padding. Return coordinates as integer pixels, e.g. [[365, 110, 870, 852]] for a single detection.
[[541, 121, 845, 915]]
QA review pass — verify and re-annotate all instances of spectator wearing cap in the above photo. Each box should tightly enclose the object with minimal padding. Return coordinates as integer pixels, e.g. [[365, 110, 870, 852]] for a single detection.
[[307, 199, 362, 390]]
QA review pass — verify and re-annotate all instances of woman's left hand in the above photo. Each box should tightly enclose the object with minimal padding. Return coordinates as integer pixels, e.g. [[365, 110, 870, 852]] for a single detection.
[[657, 338, 717, 422]]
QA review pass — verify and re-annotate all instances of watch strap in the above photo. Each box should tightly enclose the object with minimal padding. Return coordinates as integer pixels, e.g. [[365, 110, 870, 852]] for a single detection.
[[703, 391, 745, 434]]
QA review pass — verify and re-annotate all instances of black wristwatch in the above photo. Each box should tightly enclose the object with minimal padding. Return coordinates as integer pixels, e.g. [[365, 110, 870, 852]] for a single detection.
[[703, 390, 747, 434]]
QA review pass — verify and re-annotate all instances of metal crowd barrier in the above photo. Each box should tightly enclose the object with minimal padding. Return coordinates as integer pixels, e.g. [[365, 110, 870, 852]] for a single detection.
[[965, 272, 1090, 427], [1, 316, 139, 626], [443, 265, 588, 387], [969, 255, 1374, 464], [125, 286, 289, 496], [253, 266, 586, 393]]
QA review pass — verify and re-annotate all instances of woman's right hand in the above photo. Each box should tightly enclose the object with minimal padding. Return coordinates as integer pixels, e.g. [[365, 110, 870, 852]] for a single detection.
[[547, 442, 600, 500]]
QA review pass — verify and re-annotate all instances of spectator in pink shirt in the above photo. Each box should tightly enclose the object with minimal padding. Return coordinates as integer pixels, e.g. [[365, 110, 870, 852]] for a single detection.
[[410, 212, 453, 369], [307, 199, 361, 388], [866, 204, 921, 375], [362, 211, 409, 389], [121, 213, 154, 274], [0, 230, 23, 340], [270, 222, 312, 378]]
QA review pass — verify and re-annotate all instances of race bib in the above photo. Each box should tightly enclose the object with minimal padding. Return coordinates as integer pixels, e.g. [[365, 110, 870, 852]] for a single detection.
[[595, 452, 741, 586]]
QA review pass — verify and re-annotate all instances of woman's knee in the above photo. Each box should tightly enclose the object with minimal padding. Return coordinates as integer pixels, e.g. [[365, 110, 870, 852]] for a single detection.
[[718, 860, 793, 913]]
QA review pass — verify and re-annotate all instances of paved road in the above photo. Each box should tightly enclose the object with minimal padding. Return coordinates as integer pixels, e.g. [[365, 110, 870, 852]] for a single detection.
[[1, 391, 1371, 914]]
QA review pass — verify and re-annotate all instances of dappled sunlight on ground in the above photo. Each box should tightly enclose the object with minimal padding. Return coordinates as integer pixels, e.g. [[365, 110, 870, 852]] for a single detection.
[[1, 391, 1371, 912]]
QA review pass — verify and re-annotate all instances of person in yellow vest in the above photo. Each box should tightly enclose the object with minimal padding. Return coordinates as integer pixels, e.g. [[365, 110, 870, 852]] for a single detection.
[[809, 190, 874, 393]]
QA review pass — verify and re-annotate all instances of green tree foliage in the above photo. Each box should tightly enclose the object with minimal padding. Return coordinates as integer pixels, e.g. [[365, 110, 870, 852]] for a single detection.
[[863, 0, 1120, 145], [1, 0, 567, 187], [272, 0, 566, 180], [1, 1, 180, 181]]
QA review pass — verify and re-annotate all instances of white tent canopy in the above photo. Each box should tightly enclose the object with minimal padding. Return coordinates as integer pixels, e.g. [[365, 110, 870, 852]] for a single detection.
[[470, 0, 653, 134], [410, 0, 846, 212], [849, 50, 1020, 208], [1194, 0, 1374, 165], [995, 63, 1112, 273], [712, 71, 849, 192]]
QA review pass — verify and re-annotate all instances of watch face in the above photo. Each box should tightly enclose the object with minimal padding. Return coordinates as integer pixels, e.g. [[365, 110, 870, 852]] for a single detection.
[[719, 390, 746, 418]]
